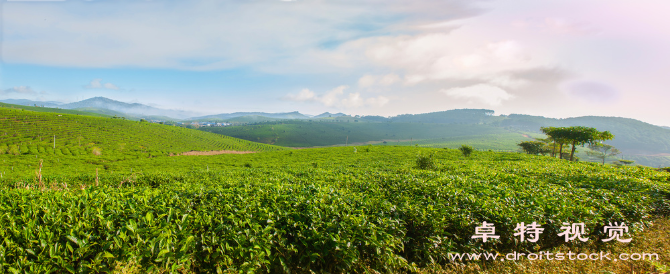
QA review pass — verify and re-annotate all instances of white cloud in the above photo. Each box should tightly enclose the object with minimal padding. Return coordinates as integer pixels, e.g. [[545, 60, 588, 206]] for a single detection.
[[285, 85, 347, 107], [86, 79, 103, 89], [2, 0, 483, 71], [379, 73, 400, 86], [365, 96, 390, 107], [285, 88, 316, 101], [320, 85, 347, 107], [103, 83, 120, 90], [441, 84, 513, 106], [1, 86, 36, 94], [358, 75, 376, 88], [341, 92, 364, 108], [358, 73, 400, 88], [85, 79, 120, 90], [285, 85, 390, 108]]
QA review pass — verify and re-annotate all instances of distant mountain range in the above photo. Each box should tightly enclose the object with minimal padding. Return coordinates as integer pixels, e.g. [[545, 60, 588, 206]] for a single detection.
[[191, 111, 311, 121], [2, 96, 669, 166], [1, 98, 668, 152], [0, 97, 351, 121], [0, 99, 62, 107]]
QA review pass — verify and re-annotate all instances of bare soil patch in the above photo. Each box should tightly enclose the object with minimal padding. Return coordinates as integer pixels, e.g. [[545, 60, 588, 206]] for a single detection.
[[174, 150, 257, 156]]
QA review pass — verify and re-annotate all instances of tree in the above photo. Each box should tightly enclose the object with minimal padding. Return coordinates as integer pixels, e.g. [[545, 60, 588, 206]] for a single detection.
[[564, 127, 614, 161], [518, 141, 549, 155], [541, 126, 614, 161], [540, 127, 569, 159], [587, 143, 621, 164], [459, 145, 474, 157]]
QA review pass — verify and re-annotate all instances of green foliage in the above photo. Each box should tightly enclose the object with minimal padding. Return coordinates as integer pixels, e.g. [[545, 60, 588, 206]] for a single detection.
[[8, 145, 20, 156], [517, 141, 548, 155], [415, 153, 435, 170], [587, 143, 621, 164], [619, 159, 635, 165], [541, 126, 614, 161], [458, 144, 474, 157], [0, 146, 668, 272], [0, 106, 284, 159]]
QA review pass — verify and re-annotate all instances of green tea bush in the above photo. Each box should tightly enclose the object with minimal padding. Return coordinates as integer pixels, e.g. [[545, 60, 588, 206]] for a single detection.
[[458, 144, 474, 157], [415, 153, 435, 170], [0, 146, 668, 272]]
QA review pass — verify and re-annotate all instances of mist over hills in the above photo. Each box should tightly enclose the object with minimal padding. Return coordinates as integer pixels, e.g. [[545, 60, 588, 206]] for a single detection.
[[191, 111, 312, 121], [0, 98, 62, 107], [0, 97, 199, 120], [60, 97, 200, 119], [0, 97, 352, 121], [313, 112, 348, 119]]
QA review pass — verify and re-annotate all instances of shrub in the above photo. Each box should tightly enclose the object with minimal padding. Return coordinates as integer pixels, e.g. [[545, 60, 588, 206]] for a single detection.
[[415, 153, 435, 170], [8, 145, 19, 156], [619, 159, 635, 165], [517, 141, 548, 155], [458, 145, 474, 157]]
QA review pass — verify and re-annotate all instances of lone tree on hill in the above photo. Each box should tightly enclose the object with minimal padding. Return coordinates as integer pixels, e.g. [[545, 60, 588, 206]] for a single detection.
[[540, 126, 614, 161]]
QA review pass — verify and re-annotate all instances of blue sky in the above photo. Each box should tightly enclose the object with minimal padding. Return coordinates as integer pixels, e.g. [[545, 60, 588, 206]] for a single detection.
[[2, 0, 670, 126]]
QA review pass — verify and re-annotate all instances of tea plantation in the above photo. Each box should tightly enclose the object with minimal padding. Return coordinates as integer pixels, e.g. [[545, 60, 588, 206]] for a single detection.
[[0, 107, 284, 159], [0, 106, 669, 273]]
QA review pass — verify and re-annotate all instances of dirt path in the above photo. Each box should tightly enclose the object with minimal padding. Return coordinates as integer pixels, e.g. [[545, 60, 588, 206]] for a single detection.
[[175, 150, 257, 156]]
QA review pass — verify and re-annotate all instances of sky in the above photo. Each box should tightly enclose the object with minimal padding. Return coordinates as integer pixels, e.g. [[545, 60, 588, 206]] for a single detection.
[[1, 0, 669, 126]]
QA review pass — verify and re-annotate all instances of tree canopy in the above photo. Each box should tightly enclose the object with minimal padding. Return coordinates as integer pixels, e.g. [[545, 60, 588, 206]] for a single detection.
[[540, 126, 614, 161]]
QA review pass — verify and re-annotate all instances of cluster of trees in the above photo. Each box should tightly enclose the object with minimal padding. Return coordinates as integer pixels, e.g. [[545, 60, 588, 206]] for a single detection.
[[518, 126, 616, 163]]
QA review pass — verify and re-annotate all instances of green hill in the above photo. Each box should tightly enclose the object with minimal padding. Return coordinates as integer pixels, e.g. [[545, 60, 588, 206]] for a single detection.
[[199, 120, 534, 147], [0, 106, 284, 159], [198, 110, 670, 167], [0, 102, 113, 118]]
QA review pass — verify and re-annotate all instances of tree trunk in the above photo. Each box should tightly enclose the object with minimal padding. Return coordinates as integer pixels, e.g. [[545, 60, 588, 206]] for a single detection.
[[569, 141, 577, 161], [559, 143, 564, 159], [551, 142, 556, 157]]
